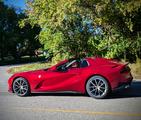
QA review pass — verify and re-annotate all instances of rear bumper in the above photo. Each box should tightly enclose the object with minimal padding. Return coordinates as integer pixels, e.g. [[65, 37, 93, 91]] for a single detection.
[[114, 77, 133, 91]]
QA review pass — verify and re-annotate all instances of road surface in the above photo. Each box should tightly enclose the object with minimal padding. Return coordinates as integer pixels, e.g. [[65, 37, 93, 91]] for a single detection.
[[0, 65, 141, 120]]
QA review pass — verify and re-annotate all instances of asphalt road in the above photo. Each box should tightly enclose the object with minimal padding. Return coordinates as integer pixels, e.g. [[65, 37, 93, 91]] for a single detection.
[[0, 65, 141, 120]]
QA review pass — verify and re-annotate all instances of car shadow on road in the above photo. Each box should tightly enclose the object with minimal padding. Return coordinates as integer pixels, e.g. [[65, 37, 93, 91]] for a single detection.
[[31, 92, 85, 97], [109, 80, 141, 99], [30, 81, 141, 99]]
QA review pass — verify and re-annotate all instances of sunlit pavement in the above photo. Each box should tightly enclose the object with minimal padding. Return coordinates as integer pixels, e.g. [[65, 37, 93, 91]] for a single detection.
[[0, 65, 141, 120]]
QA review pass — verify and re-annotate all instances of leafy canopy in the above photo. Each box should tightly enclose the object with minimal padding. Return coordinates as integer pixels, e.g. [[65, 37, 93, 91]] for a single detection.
[[22, 0, 141, 62]]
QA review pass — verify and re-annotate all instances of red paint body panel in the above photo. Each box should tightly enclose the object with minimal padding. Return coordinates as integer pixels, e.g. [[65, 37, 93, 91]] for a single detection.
[[8, 57, 133, 94]]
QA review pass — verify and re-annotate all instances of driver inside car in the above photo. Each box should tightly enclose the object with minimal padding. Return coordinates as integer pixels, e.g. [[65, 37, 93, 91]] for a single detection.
[[70, 61, 79, 68], [66, 59, 80, 69]]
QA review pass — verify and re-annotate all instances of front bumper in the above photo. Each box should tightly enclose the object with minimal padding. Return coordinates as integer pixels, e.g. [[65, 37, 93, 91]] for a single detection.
[[8, 76, 14, 93], [8, 83, 13, 93]]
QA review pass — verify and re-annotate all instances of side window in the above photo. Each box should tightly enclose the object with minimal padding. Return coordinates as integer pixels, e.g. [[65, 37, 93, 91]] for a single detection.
[[67, 59, 89, 68], [56, 61, 69, 71], [67, 60, 79, 69], [80, 59, 89, 68], [70, 61, 79, 68]]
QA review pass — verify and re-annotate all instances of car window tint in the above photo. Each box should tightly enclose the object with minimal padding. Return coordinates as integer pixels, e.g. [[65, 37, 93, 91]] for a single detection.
[[80, 59, 89, 68]]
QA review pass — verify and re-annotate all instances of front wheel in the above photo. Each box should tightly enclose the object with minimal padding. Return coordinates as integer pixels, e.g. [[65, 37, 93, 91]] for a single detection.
[[13, 77, 30, 97], [86, 75, 110, 99]]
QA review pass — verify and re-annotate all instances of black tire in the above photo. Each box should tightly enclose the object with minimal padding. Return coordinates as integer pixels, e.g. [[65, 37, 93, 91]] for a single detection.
[[13, 77, 30, 97], [86, 75, 110, 99]]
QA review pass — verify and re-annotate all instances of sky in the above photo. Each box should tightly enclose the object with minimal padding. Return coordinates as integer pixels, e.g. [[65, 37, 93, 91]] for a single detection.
[[4, 0, 26, 10]]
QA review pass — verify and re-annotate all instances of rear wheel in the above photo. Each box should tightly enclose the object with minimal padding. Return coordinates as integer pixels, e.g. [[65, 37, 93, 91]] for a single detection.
[[86, 75, 110, 99], [13, 77, 30, 97]]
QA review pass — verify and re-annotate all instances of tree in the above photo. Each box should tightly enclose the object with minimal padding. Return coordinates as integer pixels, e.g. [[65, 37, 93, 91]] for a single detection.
[[0, 1, 41, 61], [80, 0, 141, 60], [0, 1, 19, 60], [17, 23, 41, 58], [23, 0, 141, 62], [39, 13, 101, 61], [22, 0, 99, 61]]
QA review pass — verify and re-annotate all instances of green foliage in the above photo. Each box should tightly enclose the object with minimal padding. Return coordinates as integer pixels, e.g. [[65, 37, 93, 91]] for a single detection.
[[39, 28, 67, 63], [0, 1, 41, 61], [0, 1, 19, 60], [22, 0, 141, 62]]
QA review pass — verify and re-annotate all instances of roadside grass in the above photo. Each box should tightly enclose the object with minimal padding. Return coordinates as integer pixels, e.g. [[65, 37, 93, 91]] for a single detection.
[[7, 62, 53, 74], [129, 58, 141, 79]]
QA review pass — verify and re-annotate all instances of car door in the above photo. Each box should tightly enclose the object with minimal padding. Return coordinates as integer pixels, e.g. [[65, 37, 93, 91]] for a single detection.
[[41, 64, 81, 92]]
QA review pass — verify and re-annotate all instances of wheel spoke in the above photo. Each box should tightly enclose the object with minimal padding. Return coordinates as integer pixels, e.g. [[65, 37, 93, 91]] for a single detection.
[[100, 86, 105, 89], [90, 88, 96, 92], [97, 80, 101, 86], [90, 81, 95, 86], [19, 80, 22, 85], [94, 89, 98, 95], [22, 89, 25, 94], [16, 81, 20, 86], [89, 86, 95, 89], [23, 85, 28, 87], [21, 81, 25, 85], [100, 83, 104, 87], [14, 84, 20, 88], [20, 89, 22, 94], [23, 88, 27, 91], [99, 88, 104, 93], [14, 87, 20, 91], [94, 79, 98, 85], [97, 89, 101, 96], [16, 89, 21, 93]]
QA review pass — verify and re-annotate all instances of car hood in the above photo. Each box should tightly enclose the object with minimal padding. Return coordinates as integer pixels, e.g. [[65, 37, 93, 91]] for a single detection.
[[12, 69, 47, 78]]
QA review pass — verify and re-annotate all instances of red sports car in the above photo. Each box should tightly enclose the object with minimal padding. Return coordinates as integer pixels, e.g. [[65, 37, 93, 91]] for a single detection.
[[8, 57, 133, 99]]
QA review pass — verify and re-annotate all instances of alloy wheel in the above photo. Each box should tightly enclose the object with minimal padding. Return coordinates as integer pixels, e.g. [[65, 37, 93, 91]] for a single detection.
[[13, 77, 30, 97], [86, 76, 110, 99]]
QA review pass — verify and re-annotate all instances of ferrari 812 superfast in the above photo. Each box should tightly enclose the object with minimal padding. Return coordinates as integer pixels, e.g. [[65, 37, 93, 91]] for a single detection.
[[8, 57, 133, 99]]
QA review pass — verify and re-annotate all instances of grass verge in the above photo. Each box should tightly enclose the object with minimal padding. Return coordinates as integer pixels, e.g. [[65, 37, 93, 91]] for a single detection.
[[129, 58, 141, 79], [7, 62, 53, 74]]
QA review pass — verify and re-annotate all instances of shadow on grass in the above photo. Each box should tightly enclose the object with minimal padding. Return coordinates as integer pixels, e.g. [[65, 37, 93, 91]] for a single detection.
[[30, 80, 141, 99]]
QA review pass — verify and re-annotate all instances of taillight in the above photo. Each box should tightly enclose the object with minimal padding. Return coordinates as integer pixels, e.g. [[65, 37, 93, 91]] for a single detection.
[[120, 66, 130, 73]]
